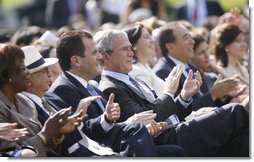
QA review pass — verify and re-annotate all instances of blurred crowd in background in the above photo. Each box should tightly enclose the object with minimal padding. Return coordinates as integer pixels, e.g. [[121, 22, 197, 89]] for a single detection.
[[0, 0, 249, 33], [0, 0, 250, 158]]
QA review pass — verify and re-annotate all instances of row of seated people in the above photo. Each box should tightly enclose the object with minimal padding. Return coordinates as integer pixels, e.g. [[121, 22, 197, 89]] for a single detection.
[[0, 9, 249, 157]]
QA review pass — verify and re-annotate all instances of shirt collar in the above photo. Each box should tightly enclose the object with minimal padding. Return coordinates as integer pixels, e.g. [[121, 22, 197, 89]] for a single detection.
[[102, 70, 130, 82], [167, 55, 190, 77], [22, 91, 43, 108], [167, 55, 189, 69], [66, 71, 88, 88]]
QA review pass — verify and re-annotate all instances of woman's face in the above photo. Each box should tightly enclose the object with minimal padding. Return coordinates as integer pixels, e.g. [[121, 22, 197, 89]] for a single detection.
[[192, 41, 210, 71], [10, 59, 30, 93], [135, 28, 155, 63], [226, 33, 247, 60]]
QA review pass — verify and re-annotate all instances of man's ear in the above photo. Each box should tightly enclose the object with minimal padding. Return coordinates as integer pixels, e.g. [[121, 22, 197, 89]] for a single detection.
[[70, 56, 81, 67], [27, 74, 33, 86], [101, 52, 110, 62], [165, 42, 174, 52]]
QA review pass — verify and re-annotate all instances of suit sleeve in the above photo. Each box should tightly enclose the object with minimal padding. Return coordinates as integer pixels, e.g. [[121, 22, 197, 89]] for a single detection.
[[154, 69, 170, 80], [191, 93, 217, 111], [52, 85, 81, 112], [81, 116, 108, 140], [102, 86, 178, 122]]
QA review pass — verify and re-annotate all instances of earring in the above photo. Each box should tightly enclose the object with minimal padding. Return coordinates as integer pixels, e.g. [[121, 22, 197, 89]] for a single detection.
[[133, 47, 137, 51], [225, 49, 229, 53], [9, 78, 12, 83]]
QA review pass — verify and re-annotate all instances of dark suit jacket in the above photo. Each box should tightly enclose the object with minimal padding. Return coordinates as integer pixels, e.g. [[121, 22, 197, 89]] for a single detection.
[[46, 72, 161, 157], [98, 75, 192, 122], [47, 72, 105, 118], [152, 56, 217, 111], [23, 93, 62, 125]]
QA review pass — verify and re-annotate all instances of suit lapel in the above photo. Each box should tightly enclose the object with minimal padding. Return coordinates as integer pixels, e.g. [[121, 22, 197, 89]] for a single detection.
[[163, 56, 186, 92], [101, 75, 148, 101], [34, 103, 50, 125], [163, 56, 210, 97], [188, 63, 209, 93], [64, 72, 104, 113]]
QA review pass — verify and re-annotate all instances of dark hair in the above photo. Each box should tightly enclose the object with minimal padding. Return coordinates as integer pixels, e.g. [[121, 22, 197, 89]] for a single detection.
[[33, 40, 55, 58], [39, 46, 54, 58], [158, 22, 177, 56], [215, 24, 243, 67], [56, 30, 93, 71], [0, 30, 11, 43], [0, 44, 25, 85], [191, 34, 206, 51], [12, 26, 45, 46], [122, 23, 144, 62]]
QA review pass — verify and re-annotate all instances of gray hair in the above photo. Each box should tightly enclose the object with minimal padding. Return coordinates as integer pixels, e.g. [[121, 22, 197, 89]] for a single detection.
[[94, 29, 127, 55]]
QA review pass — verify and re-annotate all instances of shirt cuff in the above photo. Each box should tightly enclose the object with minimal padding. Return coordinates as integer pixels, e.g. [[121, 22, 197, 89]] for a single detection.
[[164, 92, 174, 99], [175, 94, 193, 109], [100, 114, 114, 132]]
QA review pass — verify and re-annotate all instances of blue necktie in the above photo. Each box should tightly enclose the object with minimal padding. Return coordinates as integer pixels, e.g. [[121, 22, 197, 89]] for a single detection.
[[86, 84, 105, 112]]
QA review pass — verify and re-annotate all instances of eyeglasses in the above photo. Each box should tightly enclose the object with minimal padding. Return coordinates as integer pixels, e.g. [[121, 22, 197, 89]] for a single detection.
[[35, 67, 49, 74]]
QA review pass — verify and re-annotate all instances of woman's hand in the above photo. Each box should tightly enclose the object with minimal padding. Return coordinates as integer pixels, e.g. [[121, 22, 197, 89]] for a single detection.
[[0, 123, 28, 141]]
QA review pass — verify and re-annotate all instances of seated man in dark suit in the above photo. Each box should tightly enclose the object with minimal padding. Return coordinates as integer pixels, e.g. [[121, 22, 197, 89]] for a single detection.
[[94, 28, 249, 157], [152, 22, 245, 110], [44, 30, 185, 157]]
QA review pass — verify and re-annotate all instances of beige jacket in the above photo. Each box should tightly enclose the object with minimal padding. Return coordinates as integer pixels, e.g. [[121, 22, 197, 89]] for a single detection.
[[0, 91, 50, 156]]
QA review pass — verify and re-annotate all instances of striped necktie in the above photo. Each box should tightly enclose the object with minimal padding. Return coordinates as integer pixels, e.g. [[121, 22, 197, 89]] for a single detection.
[[129, 76, 156, 102], [41, 97, 57, 114]]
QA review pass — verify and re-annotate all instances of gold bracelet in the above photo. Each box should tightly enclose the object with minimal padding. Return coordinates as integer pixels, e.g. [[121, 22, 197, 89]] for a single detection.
[[38, 132, 48, 145], [52, 135, 64, 145]]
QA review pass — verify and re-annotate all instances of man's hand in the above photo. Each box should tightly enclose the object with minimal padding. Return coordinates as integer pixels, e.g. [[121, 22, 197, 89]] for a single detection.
[[181, 69, 202, 101], [125, 110, 157, 125], [75, 96, 102, 115], [145, 120, 168, 137], [105, 93, 121, 122], [164, 65, 182, 94]]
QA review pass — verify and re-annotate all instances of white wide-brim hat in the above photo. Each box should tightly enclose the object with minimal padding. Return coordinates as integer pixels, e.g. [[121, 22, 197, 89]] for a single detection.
[[21, 45, 59, 74], [39, 30, 59, 47]]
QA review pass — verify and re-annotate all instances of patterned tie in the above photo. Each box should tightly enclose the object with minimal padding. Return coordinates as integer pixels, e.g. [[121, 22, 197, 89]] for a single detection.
[[41, 97, 57, 114], [129, 76, 156, 102], [86, 84, 105, 112], [129, 76, 179, 126]]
